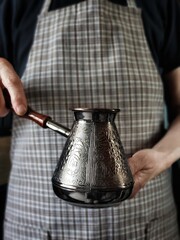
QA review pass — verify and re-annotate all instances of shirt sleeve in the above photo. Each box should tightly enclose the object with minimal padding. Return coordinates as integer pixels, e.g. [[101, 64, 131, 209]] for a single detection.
[[0, 0, 13, 61], [161, 0, 180, 73], [0, 0, 44, 75], [0, 0, 44, 136], [0, 0, 13, 136], [140, 0, 180, 74]]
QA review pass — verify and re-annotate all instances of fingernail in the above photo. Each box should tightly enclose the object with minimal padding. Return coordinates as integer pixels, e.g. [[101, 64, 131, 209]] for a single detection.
[[16, 105, 27, 116]]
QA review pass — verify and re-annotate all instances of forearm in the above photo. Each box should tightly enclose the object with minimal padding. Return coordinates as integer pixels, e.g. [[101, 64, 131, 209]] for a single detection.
[[153, 67, 180, 168], [129, 67, 180, 197], [129, 116, 180, 198], [153, 115, 180, 169]]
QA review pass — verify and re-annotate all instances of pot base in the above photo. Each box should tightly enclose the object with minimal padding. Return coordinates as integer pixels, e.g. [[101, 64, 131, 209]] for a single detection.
[[52, 182, 133, 208]]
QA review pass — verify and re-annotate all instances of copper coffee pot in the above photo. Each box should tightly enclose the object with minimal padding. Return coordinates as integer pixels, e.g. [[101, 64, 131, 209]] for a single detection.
[[4, 89, 134, 208]]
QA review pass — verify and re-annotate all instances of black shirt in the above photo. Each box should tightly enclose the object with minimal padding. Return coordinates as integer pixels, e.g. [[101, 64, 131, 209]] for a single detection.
[[0, 0, 180, 76], [0, 0, 180, 134]]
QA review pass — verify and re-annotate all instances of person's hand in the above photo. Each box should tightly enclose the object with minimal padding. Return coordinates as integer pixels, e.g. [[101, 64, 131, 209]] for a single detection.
[[0, 58, 27, 117], [128, 148, 177, 198]]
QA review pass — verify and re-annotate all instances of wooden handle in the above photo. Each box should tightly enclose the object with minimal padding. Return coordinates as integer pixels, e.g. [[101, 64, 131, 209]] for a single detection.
[[23, 107, 51, 128], [3, 88, 51, 128]]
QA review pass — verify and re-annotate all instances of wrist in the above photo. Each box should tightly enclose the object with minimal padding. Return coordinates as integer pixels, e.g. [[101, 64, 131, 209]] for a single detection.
[[153, 145, 180, 169]]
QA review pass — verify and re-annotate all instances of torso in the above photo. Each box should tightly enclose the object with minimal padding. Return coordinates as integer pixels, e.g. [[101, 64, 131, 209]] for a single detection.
[[4, 1, 179, 239]]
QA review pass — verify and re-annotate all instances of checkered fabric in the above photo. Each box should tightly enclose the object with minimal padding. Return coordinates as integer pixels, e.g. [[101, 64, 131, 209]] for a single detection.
[[4, 0, 179, 239]]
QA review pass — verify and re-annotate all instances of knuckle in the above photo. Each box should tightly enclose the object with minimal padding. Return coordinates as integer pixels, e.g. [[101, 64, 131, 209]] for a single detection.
[[0, 57, 7, 65], [0, 58, 19, 87], [0, 58, 11, 70], [5, 75, 19, 86]]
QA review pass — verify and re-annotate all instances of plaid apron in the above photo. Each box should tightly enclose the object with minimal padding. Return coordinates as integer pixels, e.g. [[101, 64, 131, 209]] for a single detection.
[[4, 0, 179, 239]]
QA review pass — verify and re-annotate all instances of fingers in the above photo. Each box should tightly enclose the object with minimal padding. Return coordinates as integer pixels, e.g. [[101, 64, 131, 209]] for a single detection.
[[128, 156, 144, 198], [0, 58, 27, 116], [128, 151, 151, 199], [129, 171, 146, 198]]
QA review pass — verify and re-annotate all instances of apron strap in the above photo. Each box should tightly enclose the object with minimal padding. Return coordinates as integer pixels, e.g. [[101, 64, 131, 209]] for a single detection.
[[127, 0, 137, 8], [40, 0, 52, 15]]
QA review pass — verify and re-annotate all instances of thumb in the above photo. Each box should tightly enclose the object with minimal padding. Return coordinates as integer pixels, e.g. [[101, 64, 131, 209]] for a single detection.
[[0, 58, 27, 116]]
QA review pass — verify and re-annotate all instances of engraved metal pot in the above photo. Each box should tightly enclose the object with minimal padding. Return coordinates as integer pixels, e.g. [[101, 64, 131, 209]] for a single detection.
[[51, 108, 134, 208], [4, 90, 134, 207]]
